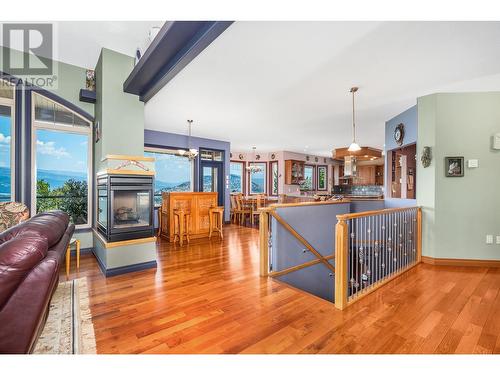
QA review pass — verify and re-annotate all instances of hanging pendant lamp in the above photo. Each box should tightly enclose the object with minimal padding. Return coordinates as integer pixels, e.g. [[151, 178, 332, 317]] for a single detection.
[[348, 87, 362, 152]]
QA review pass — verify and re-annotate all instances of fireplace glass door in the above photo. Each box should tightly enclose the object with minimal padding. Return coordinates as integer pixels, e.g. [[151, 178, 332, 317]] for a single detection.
[[111, 189, 152, 231], [97, 187, 108, 229]]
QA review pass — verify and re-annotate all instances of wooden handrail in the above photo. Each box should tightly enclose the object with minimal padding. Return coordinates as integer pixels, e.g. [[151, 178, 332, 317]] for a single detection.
[[258, 199, 351, 210], [334, 219, 348, 310], [269, 210, 335, 274], [336, 206, 419, 220], [259, 211, 270, 276], [334, 206, 423, 310], [269, 254, 335, 278]]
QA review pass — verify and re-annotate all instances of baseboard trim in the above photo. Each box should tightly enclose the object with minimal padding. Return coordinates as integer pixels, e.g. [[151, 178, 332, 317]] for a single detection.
[[104, 260, 157, 277], [422, 256, 500, 268]]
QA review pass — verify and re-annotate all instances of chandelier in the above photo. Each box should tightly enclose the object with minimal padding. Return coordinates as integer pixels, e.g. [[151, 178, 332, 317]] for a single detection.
[[246, 146, 263, 173], [178, 119, 199, 160], [347, 87, 361, 152]]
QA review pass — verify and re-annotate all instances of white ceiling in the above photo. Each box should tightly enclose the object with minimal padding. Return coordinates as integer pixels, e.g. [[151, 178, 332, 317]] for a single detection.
[[144, 21, 500, 156], [4, 21, 164, 69]]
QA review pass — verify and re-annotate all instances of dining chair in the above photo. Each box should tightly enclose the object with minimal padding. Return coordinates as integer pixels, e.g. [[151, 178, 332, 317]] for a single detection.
[[230, 194, 238, 223], [251, 194, 266, 226], [235, 194, 252, 225]]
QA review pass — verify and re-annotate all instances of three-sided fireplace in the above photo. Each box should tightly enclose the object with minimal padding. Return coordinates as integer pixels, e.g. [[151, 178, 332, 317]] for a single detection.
[[97, 174, 154, 242]]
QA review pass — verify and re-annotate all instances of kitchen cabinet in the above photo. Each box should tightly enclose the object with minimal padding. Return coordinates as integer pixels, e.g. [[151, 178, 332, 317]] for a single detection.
[[285, 160, 305, 185], [355, 166, 376, 185]]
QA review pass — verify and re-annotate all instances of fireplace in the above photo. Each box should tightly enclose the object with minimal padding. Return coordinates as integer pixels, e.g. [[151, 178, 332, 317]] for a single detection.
[[97, 174, 154, 242]]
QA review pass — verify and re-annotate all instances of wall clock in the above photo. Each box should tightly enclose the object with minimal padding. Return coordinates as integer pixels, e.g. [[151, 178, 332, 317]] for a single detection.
[[394, 123, 405, 146]]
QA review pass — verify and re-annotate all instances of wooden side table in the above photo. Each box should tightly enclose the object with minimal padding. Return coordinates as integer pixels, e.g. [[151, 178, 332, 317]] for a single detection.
[[65, 238, 81, 278]]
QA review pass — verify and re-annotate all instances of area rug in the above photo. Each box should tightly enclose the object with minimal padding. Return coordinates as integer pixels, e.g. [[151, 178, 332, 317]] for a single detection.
[[33, 277, 97, 354]]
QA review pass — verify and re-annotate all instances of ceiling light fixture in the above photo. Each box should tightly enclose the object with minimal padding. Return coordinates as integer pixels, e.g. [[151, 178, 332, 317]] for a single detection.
[[178, 119, 199, 160], [347, 87, 362, 152], [246, 146, 263, 174]]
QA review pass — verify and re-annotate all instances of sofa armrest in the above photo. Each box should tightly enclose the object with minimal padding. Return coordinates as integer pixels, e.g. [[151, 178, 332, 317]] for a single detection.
[[0, 256, 59, 354]]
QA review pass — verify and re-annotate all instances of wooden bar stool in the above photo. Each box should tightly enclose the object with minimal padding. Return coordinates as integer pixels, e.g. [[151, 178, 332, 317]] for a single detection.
[[208, 206, 224, 240], [173, 209, 191, 246], [65, 238, 80, 279]]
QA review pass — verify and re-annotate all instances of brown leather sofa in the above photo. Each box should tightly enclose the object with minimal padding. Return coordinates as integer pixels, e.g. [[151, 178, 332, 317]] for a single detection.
[[0, 211, 74, 354]]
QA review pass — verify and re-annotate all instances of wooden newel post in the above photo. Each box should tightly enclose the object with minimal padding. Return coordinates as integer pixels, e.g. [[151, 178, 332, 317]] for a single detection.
[[259, 210, 270, 276], [417, 207, 422, 263], [334, 218, 348, 310]]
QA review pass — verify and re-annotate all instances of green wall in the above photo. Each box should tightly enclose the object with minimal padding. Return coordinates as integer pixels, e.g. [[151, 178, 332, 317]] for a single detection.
[[94, 48, 144, 172], [417, 92, 500, 260], [92, 48, 151, 271], [0, 47, 94, 117]]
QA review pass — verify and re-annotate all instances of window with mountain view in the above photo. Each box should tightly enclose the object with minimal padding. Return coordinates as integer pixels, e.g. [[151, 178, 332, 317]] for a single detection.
[[230, 162, 244, 193], [32, 93, 92, 227], [249, 162, 266, 194], [301, 165, 314, 191], [0, 80, 15, 202], [144, 148, 194, 206]]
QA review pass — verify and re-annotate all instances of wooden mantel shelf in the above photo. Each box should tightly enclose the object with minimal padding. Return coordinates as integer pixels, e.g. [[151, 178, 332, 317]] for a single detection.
[[97, 169, 154, 176], [101, 154, 154, 162]]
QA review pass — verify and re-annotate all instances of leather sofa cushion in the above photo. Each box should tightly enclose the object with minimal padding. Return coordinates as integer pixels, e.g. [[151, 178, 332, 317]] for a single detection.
[[0, 236, 49, 309], [0, 211, 69, 248]]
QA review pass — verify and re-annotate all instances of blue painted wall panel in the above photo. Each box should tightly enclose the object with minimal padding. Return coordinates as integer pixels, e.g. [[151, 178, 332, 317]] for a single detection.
[[350, 200, 385, 213], [385, 105, 417, 151], [271, 203, 350, 302]]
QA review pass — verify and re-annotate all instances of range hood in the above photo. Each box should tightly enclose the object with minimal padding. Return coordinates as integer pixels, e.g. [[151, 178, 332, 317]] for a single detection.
[[339, 155, 358, 180]]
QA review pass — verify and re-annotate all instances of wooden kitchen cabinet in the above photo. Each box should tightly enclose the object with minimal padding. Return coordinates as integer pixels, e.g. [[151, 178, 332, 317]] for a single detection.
[[285, 160, 305, 185], [355, 165, 376, 185]]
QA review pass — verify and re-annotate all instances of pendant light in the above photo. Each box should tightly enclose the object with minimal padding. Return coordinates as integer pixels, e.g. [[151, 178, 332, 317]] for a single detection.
[[246, 146, 263, 173], [178, 119, 199, 160], [347, 87, 362, 152]]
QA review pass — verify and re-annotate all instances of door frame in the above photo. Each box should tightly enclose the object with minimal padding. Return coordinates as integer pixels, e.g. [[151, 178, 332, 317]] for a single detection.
[[199, 160, 224, 206]]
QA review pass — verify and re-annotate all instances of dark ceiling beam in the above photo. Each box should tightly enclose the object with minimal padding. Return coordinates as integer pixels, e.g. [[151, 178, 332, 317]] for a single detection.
[[123, 21, 233, 102]]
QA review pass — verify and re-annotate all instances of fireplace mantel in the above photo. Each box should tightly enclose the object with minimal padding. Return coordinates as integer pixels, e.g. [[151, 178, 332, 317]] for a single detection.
[[99, 154, 155, 177]]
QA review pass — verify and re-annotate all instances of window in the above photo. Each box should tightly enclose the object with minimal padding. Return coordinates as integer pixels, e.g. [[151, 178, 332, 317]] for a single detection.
[[200, 149, 223, 161], [0, 80, 15, 202], [144, 147, 194, 206], [269, 161, 279, 196], [249, 162, 267, 194], [301, 165, 315, 191], [230, 161, 244, 194], [32, 93, 92, 227]]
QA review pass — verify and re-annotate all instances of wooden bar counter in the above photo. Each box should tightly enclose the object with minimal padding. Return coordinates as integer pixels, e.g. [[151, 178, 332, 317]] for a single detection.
[[159, 192, 218, 242]]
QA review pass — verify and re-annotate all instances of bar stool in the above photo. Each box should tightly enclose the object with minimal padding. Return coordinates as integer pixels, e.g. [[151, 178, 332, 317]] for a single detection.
[[65, 238, 80, 279], [173, 209, 191, 246], [208, 206, 224, 240]]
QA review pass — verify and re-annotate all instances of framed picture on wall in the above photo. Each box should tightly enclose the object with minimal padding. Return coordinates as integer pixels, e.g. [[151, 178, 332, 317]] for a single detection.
[[317, 165, 327, 190], [444, 156, 464, 177], [269, 161, 279, 196]]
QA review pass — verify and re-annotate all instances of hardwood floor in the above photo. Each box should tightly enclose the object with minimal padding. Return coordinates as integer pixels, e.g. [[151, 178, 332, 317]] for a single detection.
[[64, 224, 500, 354]]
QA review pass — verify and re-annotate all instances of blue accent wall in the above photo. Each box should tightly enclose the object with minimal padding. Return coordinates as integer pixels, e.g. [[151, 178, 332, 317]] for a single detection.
[[385, 105, 417, 151], [144, 129, 231, 221], [384, 105, 418, 201]]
